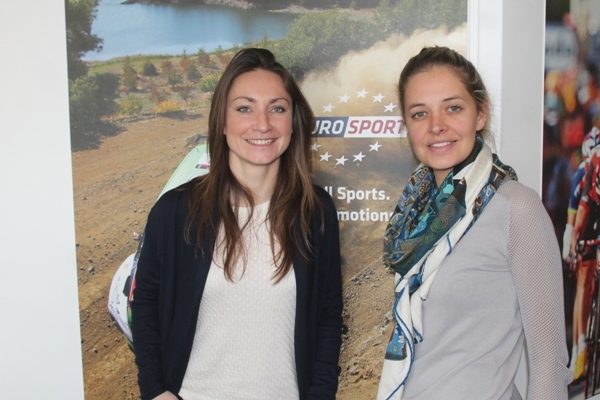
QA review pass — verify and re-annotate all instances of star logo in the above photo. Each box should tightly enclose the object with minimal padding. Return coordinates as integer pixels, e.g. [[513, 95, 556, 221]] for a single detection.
[[372, 93, 384, 103], [384, 102, 397, 113], [323, 103, 335, 113], [311, 142, 321, 151], [369, 142, 382, 152], [320, 152, 332, 162], [335, 155, 348, 165], [353, 152, 365, 162], [338, 94, 350, 103], [356, 89, 368, 98]]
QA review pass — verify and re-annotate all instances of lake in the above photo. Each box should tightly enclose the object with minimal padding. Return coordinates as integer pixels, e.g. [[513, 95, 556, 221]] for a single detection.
[[84, 0, 298, 61]]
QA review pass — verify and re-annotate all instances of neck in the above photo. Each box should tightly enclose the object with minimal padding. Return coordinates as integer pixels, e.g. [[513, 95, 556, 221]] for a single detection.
[[230, 164, 279, 205]]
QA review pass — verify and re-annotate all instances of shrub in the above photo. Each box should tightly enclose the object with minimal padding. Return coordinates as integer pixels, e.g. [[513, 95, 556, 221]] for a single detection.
[[198, 73, 221, 93], [155, 100, 184, 114], [160, 59, 175, 79], [186, 64, 202, 82], [69, 73, 119, 133], [179, 49, 195, 73], [121, 56, 138, 93], [142, 60, 158, 76], [196, 47, 210, 67], [119, 97, 143, 116], [149, 86, 169, 105], [175, 84, 193, 105], [167, 72, 183, 88]]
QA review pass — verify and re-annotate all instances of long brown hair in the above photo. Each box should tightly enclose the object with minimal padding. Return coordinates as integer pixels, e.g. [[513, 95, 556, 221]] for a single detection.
[[186, 48, 320, 282]]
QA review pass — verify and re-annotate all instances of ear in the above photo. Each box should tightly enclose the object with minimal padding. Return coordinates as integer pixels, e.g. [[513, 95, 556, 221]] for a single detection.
[[476, 109, 488, 131]]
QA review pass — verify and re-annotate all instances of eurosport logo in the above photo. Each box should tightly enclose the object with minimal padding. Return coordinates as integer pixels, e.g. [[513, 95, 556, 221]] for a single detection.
[[312, 116, 406, 138]]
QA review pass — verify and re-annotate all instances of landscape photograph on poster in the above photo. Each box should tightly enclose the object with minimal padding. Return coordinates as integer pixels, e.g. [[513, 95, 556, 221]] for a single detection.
[[65, 0, 467, 398]]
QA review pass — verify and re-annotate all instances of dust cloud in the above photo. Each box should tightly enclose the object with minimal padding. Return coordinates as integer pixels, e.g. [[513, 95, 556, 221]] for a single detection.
[[300, 24, 467, 116]]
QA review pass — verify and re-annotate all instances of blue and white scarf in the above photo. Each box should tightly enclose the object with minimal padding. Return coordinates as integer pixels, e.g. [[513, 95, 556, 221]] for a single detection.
[[377, 139, 516, 400]]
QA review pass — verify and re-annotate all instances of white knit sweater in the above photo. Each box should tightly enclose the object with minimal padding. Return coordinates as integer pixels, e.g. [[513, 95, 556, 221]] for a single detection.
[[179, 202, 298, 400]]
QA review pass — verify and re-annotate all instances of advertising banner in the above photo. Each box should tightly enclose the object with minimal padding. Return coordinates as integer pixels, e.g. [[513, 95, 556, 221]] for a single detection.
[[543, 1, 600, 398], [65, 1, 467, 398]]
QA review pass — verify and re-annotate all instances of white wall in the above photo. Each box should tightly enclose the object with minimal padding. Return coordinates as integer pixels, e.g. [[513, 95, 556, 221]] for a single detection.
[[469, 0, 546, 195], [0, 1, 84, 399], [0, 0, 575, 399]]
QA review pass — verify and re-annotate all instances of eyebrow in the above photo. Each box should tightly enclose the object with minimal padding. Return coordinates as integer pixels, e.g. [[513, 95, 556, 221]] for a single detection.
[[231, 96, 291, 104], [407, 95, 465, 110]]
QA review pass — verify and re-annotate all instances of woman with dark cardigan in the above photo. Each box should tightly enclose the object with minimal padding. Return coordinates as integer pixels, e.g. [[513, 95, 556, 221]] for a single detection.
[[131, 48, 343, 400]]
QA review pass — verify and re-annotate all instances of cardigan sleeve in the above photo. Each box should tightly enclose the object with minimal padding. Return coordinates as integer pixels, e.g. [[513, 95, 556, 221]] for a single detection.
[[130, 196, 170, 400], [504, 182, 572, 399], [308, 188, 343, 399]]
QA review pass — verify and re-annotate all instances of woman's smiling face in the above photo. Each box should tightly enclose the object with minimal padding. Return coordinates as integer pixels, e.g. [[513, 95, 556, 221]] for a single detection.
[[403, 66, 487, 185], [224, 69, 293, 178]]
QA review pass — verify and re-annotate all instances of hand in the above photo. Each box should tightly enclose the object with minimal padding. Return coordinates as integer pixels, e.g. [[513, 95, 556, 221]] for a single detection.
[[152, 391, 179, 400]]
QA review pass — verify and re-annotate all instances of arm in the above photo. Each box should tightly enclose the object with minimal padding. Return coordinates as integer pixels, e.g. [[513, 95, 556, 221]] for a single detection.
[[570, 164, 593, 261], [308, 192, 343, 399], [130, 204, 169, 400], [506, 184, 572, 399]]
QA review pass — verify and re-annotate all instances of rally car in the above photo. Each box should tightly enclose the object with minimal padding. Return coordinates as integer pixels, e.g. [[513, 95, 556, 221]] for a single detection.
[[107, 143, 210, 346]]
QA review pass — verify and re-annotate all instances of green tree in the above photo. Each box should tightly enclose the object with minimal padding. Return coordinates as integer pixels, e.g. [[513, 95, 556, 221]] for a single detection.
[[186, 63, 202, 82], [121, 56, 138, 93], [65, 0, 103, 80], [160, 59, 175, 79], [167, 72, 183, 88], [374, 0, 467, 37], [150, 86, 169, 105], [69, 73, 119, 143], [142, 59, 159, 76], [196, 47, 210, 67], [214, 45, 224, 59], [176, 84, 193, 105], [179, 49, 195, 73], [275, 11, 379, 78]]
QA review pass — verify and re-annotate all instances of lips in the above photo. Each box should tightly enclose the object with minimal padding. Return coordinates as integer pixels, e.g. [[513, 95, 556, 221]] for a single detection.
[[246, 138, 275, 145], [429, 141, 455, 148]]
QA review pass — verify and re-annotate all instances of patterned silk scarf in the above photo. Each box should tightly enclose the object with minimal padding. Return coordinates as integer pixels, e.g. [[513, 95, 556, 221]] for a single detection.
[[377, 139, 517, 400]]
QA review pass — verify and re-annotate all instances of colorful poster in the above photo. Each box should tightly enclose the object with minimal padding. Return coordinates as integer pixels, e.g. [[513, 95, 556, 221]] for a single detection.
[[65, 1, 467, 398], [543, 1, 600, 398]]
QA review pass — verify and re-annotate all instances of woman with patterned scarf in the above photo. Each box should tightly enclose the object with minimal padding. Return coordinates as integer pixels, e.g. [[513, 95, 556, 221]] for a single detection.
[[377, 47, 572, 400]]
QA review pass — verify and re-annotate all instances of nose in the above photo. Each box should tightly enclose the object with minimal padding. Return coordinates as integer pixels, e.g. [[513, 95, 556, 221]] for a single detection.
[[254, 109, 271, 133], [429, 112, 446, 135]]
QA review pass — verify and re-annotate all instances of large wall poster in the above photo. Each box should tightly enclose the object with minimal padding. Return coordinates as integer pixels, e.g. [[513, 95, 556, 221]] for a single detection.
[[543, 0, 600, 399], [66, 1, 467, 398]]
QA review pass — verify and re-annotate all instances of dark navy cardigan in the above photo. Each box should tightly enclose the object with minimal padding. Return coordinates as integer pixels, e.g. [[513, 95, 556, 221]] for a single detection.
[[131, 184, 343, 400]]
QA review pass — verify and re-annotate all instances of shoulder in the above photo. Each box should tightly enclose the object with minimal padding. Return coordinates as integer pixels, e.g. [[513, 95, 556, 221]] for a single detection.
[[313, 184, 333, 203], [147, 183, 193, 224], [496, 180, 545, 216], [313, 184, 337, 217], [495, 181, 557, 246]]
